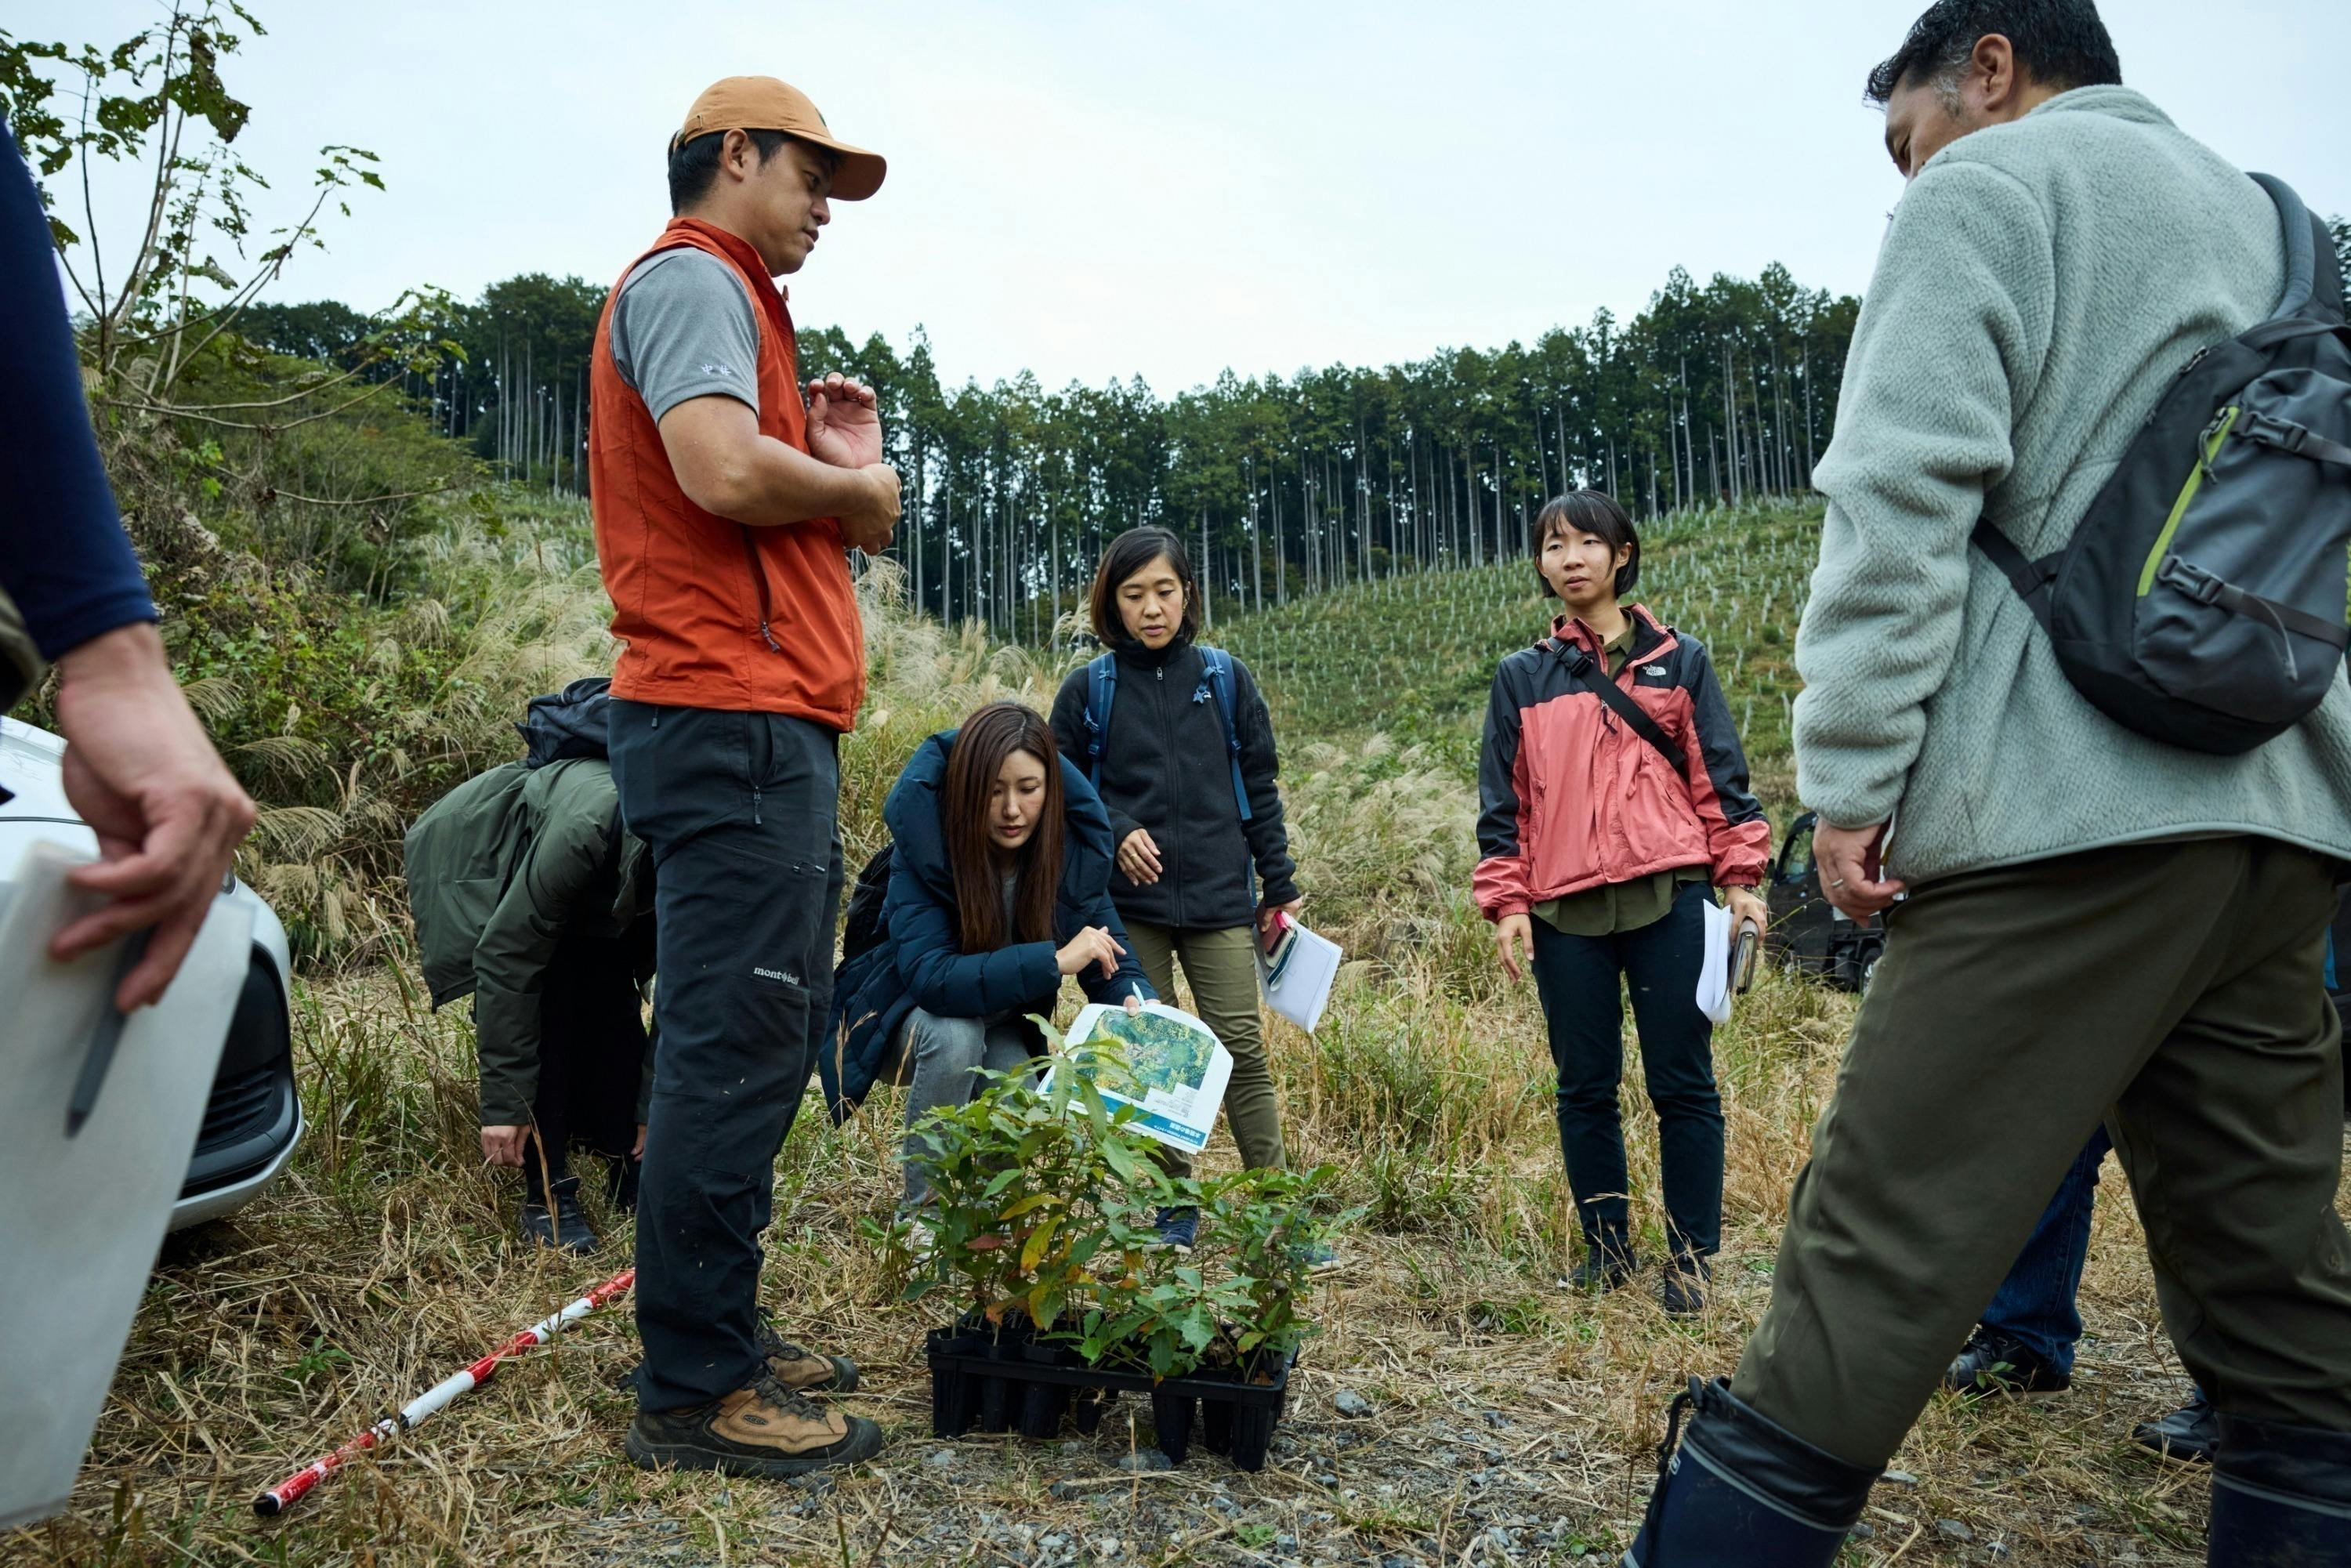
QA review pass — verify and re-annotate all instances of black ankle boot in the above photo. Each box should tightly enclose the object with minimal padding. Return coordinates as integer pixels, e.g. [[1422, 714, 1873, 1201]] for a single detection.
[[2208, 1410, 2351, 1566], [520, 1175, 599, 1255], [1625, 1377, 1879, 1567]]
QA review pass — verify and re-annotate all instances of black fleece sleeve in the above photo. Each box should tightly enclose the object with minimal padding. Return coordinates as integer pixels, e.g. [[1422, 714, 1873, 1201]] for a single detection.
[[1230, 659, 1299, 909]]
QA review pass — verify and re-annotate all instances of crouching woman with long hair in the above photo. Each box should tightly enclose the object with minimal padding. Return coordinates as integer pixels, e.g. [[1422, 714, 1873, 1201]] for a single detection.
[[822, 701, 1154, 1222]]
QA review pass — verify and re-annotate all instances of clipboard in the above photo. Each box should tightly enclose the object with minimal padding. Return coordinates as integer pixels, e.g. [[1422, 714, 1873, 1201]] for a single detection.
[[0, 842, 250, 1528]]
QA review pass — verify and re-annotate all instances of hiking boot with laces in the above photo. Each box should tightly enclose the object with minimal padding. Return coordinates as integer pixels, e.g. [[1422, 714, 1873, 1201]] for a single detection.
[[756, 1319, 858, 1395], [625, 1372, 883, 1479], [1943, 1325, 2070, 1396], [1151, 1206, 1200, 1252]]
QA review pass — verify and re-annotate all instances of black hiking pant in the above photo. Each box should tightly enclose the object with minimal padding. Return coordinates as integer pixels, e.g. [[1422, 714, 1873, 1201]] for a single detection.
[[1733, 837, 2351, 1468], [1527, 881, 1724, 1261], [520, 928, 653, 1207], [610, 701, 843, 1413]]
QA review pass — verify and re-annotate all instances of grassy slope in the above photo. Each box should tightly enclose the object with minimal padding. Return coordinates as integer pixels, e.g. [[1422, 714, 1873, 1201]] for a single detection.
[[1212, 502, 1820, 820], [8, 498, 2262, 1568]]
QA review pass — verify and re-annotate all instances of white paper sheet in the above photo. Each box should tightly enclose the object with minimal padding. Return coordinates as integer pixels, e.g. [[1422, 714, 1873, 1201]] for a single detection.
[[0, 841, 249, 1530], [1696, 898, 1734, 1025], [1042, 1000, 1233, 1154], [1257, 921, 1343, 1034]]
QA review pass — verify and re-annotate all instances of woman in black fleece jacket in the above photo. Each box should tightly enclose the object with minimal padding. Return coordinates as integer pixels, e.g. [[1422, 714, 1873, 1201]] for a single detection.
[[1049, 528, 1302, 1236]]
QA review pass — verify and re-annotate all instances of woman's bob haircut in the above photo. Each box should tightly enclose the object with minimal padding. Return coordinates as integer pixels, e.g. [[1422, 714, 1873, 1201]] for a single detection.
[[1088, 527, 1203, 648], [1529, 489, 1641, 600]]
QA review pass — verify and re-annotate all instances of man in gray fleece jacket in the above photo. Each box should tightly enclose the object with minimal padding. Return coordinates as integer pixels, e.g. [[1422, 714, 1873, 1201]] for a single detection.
[[1627, 5, 2351, 1566]]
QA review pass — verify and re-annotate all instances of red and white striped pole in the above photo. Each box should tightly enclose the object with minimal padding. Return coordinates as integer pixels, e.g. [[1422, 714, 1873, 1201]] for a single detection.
[[255, 1268, 636, 1516]]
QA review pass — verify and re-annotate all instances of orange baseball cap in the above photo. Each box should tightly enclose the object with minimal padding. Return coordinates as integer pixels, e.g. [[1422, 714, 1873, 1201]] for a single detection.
[[671, 76, 886, 201]]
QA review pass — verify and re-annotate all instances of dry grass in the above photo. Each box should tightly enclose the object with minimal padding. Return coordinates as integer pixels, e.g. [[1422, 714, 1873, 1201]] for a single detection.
[[9, 538, 2342, 1567], [10, 957, 2271, 1567]]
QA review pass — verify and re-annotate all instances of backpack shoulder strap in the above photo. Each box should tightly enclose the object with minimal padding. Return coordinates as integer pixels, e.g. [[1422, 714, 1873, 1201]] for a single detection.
[[1553, 640, 1688, 780], [2250, 173, 2324, 322], [1083, 654, 1118, 785], [1969, 519, 2059, 631], [1196, 647, 1254, 824]]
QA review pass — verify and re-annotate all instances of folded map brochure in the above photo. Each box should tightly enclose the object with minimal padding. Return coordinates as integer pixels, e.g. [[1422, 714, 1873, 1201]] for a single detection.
[[1042, 1001, 1234, 1155]]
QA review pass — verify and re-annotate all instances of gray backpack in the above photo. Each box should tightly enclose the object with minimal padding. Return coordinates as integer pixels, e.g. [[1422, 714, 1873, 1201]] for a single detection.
[[1972, 174, 2351, 755]]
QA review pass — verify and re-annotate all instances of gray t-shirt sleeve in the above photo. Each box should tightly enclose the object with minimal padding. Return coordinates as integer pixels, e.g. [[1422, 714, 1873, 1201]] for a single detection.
[[609, 249, 761, 422]]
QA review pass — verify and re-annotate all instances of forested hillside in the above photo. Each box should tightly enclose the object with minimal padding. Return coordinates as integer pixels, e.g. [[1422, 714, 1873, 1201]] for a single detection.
[[239, 269, 1861, 646]]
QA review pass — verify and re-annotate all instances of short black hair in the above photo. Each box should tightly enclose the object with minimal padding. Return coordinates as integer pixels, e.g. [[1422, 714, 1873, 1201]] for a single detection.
[[1089, 526, 1203, 647], [1530, 491, 1640, 600], [667, 128, 793, 215], [1865, 0, 2121, 105]]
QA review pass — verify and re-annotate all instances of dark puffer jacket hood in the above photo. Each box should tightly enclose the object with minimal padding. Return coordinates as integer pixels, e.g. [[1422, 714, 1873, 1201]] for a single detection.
[[818, 727, 1154, 1120], [516, 676, 614, 768]]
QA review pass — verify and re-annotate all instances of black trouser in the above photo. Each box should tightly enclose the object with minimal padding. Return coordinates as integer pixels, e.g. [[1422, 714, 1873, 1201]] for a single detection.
[[521, 929, 653, 1206], [1527, 882, 1724, 1259], [609, 701, 844, 1413]]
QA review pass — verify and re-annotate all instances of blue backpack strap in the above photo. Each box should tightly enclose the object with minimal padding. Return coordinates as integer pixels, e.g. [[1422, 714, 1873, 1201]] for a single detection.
[[1083, 653, 1118, 787], [1196, 647, 1253, 824]]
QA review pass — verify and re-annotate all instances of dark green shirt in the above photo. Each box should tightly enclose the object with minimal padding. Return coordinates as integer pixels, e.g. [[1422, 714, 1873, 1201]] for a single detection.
[[1531, 618, 1712, 936]]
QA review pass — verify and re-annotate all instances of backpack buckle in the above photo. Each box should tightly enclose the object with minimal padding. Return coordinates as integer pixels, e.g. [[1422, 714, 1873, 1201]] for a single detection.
[[2241, 410, 2309, 454], [2155, 556, 2223, 604]]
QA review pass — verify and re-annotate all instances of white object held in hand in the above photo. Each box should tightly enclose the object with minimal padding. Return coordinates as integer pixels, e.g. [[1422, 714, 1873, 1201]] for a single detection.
[[1257, 911, 1342, 1034]]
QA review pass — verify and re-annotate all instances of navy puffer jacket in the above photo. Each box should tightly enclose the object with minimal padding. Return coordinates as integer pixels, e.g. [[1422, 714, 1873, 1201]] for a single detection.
[[819, 728, 1154, 1119]]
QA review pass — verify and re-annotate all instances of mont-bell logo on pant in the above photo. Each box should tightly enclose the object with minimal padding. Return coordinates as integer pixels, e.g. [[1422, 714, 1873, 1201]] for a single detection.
[[753, 967, 801, 987]]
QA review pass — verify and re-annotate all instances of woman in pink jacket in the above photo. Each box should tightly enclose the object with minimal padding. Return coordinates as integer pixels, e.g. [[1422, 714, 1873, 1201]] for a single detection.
[[1476, 490, 1770, 1313]]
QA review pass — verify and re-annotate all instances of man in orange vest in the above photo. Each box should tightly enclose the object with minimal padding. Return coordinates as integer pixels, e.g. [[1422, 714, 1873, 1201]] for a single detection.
[[587, 75, 899, 1479]]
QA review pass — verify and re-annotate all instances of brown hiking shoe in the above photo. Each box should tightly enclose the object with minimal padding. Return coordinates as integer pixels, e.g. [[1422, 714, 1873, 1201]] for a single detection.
[[625, 1373, 884, 1479], [758, 1319, 859, 1395]]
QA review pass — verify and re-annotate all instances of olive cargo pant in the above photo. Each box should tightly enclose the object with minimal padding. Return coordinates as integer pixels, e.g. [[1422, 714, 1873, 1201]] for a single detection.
[[1733, 836, 2351, 1468], [1123, 920, 1287, 1174]]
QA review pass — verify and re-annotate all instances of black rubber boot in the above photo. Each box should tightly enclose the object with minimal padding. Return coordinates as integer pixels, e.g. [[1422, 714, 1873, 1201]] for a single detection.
[[2207, 1410, 2351, 1566], [2132, 1389, 2216, 1465], [520, 1175, 600, 1255], [1564, 1226, 1639, 1295], [1624, 1377, 1879, 1567]]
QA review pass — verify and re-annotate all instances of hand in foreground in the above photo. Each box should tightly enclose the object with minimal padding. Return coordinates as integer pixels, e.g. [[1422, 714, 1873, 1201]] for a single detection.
[[481, 1125, 530, 1168], [1122, 991, 1143, 1016], [1257, 898, 1302, 944], [1056, 924, 1125, 980], [1815, 820, 1906, 919], [49, 622, 259, 1009], [632, 1123, 647, 1160], [838, 464, 900, 555], [1493, 912, 1534, 983], [805, 373, 884, 469], [1722, 885, 1768, 936], [1116, 828, 1162, 885]]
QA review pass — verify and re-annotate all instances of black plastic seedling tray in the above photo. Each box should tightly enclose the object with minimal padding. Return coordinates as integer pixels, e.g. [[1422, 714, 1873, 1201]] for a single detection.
[[926, 1325, 1294, 1471]]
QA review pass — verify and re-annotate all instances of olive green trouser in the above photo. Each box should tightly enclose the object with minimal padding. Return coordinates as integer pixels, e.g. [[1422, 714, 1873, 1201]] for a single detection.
[[1122, 920, 1288, 1175], [1732, 836, 2351, 1468]]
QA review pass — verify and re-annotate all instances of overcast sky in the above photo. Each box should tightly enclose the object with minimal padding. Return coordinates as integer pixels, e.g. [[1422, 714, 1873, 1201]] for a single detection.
[[27, 1, 2351, 394]]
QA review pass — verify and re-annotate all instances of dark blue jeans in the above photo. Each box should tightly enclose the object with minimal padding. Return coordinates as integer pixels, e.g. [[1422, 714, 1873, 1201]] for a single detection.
[[1527, 882, 1724, 1258], [1980, 1127, 2110, 1376]]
